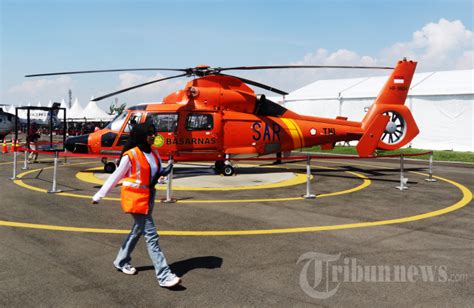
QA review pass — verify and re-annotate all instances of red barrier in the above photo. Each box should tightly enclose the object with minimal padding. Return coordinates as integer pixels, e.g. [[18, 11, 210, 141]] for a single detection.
[[16, 147, 120, 159]]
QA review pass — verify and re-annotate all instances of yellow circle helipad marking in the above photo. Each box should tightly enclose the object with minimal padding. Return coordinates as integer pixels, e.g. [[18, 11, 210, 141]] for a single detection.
[[13, 162, 370, 202], [0, 173, 471, 235], [76, 166, 311, 191]]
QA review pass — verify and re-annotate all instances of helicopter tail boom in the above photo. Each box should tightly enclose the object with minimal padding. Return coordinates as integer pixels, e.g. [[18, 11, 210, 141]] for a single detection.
[[356, 59, 419, 157]]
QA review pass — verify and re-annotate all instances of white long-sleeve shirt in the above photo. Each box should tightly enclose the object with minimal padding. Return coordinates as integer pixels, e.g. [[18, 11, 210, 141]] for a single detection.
[[92, 151, 161, 202]]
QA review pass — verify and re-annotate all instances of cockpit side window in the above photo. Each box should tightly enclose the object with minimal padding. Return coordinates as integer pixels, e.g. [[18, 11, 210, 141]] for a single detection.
[[185, 114, 213, 131], [123, 113, 143, 133], [147, 113, 179, 132]]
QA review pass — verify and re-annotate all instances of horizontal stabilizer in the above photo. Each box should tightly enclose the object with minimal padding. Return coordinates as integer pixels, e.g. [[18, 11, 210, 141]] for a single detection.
[[357, 114, 390, 157]]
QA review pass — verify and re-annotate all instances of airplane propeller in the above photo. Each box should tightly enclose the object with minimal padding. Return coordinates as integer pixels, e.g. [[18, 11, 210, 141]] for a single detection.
[[26, 64, 394, 101]]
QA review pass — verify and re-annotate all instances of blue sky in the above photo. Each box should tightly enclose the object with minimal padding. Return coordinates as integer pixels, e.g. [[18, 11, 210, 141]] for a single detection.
[[1, 0, 472, 108]]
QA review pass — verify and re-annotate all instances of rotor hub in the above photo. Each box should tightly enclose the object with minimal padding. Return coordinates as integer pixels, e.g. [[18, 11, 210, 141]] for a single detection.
[[385, 121, 397, 134]]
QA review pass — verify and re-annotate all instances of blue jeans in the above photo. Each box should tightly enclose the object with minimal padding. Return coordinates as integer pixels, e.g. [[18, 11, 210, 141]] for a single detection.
[[114, 192, 176, 284]]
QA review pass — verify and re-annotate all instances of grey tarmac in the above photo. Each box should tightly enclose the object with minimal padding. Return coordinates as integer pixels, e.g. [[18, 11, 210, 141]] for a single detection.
[[0, 152, 472, 307]]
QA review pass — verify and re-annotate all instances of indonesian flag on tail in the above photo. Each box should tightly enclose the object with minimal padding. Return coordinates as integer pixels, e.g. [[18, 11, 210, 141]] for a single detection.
[[394, 76, 405, 84]]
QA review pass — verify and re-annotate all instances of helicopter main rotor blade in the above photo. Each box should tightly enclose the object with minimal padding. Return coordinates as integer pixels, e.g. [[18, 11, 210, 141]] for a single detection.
[[221, 74, 288, 95], [219, 65, 394, 71], [92, 73, 188, 102], [25, 68, 188, 78]]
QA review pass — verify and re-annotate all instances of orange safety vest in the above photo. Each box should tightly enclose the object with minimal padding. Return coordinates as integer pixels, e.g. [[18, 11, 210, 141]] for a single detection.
[[120, 147, 161, 214]]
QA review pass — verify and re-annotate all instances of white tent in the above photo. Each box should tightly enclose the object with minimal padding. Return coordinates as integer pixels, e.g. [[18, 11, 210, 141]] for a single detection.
[[7, 105, 16, 115], [283, 70, 474, 152], [59, 98, 68, 110], [80, 98, 114, 121], [67, 98, 84, 119]]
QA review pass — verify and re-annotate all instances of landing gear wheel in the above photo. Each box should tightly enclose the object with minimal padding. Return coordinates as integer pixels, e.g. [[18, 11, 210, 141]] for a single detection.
[[222, 165, 235, 176], [104, 162, 116, 173], [214, 160, 225, 173]]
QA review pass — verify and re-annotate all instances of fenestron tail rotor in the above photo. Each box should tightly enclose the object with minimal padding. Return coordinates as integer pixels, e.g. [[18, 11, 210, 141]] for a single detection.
[[381, 111, 406, 144]]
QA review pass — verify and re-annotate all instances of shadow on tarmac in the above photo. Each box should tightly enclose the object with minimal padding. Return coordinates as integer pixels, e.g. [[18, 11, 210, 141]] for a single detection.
[[135, 256, 223, 291], [168, 256, 223, 277]]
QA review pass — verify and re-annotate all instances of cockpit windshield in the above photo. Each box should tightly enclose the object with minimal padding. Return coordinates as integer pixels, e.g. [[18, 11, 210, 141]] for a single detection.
[[105, 111, 143, 132], [105, 112, 127, 132]]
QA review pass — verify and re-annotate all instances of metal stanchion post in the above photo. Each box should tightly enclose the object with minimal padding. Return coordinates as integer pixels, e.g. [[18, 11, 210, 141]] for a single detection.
[[396, 154, 408, 190], [48, 151, 62, 193], [425, 152, 437, 182], [303, 155, 316, 199], [10, 151, 18, 180], [22, 148, 29, 170], [162, 155, 176, 203]]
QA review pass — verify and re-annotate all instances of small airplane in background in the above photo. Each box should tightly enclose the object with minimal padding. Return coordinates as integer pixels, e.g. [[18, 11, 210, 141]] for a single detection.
[[0, 106, 16, 140], [0, 103, 62, 141], [26, 59, 419, 175]]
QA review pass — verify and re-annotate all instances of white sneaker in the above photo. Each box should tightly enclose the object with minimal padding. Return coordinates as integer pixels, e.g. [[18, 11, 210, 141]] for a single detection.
[[159, 276, 181, 288], [115, 264, 137, 275]]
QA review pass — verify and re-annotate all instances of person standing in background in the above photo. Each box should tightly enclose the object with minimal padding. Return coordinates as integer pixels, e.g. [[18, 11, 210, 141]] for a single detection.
[[27, 123, 40, 163]]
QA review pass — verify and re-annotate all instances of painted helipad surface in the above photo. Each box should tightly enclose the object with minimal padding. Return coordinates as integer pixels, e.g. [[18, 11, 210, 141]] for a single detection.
[[0, 154, 472, 306], [82, 163, 310, 190]]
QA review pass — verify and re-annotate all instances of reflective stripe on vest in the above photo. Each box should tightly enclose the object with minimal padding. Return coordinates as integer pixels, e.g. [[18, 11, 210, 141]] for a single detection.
[[130, 148, 141, 180], [120, 147, 161, 214], [122, 181, 148, 189]]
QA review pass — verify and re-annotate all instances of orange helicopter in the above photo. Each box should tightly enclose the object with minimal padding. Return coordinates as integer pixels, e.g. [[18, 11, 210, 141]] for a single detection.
[[26, 59, 419, 175]]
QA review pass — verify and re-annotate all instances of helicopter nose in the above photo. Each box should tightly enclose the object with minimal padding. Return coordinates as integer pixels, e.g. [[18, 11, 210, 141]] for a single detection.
[[65, 134, 89, 153]]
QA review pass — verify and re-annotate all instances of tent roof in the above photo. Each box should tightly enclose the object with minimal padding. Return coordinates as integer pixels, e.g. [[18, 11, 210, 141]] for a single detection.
[[67, 98, 84, 119], [80, 99, 113, 121], [59, 98, 68, 109], [7, 105, 16, 114], [285, 69, 473, 101]]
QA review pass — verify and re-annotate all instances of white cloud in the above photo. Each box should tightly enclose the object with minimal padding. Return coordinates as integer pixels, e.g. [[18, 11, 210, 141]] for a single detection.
[[381, 19, 473, 71], [455, 50, 474, 69], [239, 48, 382, 93], [9, 76, 72, 94], [294, 48, 377, 67], [116, 72, 187, 104], [8, 19, 470, 104], [5, 76, 73, 106], [248, 19, 473, 94]]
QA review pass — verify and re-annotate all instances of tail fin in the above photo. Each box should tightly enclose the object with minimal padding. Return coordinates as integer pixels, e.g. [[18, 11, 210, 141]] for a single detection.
[[356, 59, 419, 156]]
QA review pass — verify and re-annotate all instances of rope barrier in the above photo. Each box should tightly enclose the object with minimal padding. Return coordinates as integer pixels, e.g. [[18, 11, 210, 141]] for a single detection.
[[15, 147, 120, 159], [9, 146, 436, 199], [13, 146, 433, 162]]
